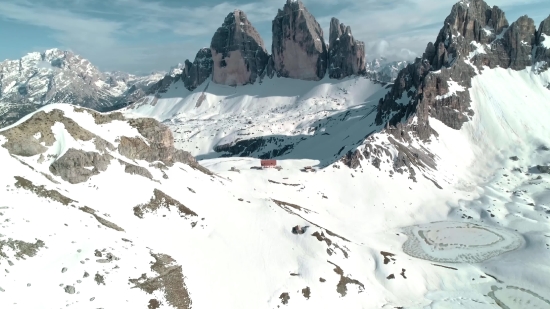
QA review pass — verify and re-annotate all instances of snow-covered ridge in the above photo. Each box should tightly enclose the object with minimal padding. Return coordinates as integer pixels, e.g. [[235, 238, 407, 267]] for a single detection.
[[124, 75, 390, 165], [1, 64, 550, 308], [0, 49, 164, 128]]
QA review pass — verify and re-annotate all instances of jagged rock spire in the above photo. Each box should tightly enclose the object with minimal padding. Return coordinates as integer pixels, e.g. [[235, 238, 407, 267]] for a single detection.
[[271, 0, 327, 80], [327, 17, 366, 79], [182, 48, 213, 91], [210, 10, 269, 86]]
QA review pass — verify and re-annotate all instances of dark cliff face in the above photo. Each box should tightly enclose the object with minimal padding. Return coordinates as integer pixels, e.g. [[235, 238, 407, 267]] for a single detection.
[[146, 48, 213, 95], [182, 48, 213, 91], [271, 0, 328, 81], [534, 15, 550, 71], [375, 0, 543, 143], [210, 10, 269, 86], [328, 17, 366, 79]]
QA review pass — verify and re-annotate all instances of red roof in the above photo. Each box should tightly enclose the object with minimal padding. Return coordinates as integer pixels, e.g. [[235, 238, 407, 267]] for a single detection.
[[261, 159, 277, 166]]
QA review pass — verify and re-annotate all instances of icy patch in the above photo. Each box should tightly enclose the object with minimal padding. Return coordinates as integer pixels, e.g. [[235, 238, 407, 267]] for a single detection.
[[402, 221, 523, 263], [488, 285, 550, 309], [435, 80, 466, 100]]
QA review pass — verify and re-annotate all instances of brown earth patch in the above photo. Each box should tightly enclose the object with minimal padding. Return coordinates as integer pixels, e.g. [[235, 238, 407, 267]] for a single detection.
[[328, 261, 364, 297], [301, 287, 311, 299], [129, 253, 192, 309], [14, 176, 74, 205], [279, 292, 290, 305], [134, 189, 197, 219], [312, 231, 348, 258], [148, 299, 161, 309], [380, 251, 396, 265]]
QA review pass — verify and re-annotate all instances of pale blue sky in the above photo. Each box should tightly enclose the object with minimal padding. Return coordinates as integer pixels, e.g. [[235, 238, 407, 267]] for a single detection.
[[0, 0, 548, 74]]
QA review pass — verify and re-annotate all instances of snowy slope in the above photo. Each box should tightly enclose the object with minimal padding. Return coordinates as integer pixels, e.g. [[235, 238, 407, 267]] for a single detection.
[[125, 76, 391, 166], [1, 61, 550, 308]]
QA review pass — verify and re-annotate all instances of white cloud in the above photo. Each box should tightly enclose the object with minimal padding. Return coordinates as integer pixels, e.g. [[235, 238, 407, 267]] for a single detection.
[[0, 0, 548, 72]]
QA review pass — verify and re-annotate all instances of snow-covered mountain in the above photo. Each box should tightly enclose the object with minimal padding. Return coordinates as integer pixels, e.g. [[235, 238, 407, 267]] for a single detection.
[[0, 49, 164, 128], [365, 57, 409, 82], [1, 0, 550, 308]]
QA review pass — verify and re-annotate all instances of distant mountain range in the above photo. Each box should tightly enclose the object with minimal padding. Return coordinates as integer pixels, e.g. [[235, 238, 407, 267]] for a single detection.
[[0, 49, 165, 127]]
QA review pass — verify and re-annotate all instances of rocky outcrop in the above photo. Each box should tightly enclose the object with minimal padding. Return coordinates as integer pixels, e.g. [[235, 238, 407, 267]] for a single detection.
[[120, 160, 154, 180], [0, 109, 115, 157], [181, 48, 213, 91], [272, 0, 327, 80], [121, 118, 212, 175], [49, 149, 113, 184], [0, 106, 212, 184], [146, 48, 213, 95], [328, 18, 366, 79], [534, 15, 550, 71], [375, 0, 542, 142], [210, 10, 269, 86], [347, 0, 549, 181]]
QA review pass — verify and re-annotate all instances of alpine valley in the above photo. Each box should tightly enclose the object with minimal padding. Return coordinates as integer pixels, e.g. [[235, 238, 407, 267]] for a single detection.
[[1, 0, 550, 308]]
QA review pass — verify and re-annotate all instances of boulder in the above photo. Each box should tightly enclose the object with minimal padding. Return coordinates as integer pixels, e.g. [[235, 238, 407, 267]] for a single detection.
[[49, 149, 113, 184], [210, 10, 269, 86], [272, 0, 327, 80], [328, 18, 365, 79]]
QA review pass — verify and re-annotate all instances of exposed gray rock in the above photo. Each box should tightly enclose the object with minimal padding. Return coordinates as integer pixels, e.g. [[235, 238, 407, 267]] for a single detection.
[[210, 10, 269, 86], [2, 106, 211, 184], [272, 0, 327, 80], [500, 15, 536, 70], [181, 48, 213, 91], [121, 161, 154, 180], [0, 109, 114, 157], [340, 149, 363, 169], [120, 118, 212, 175], [355, 0, 544, 184], [64, 285, 75, 294], [534, 15, 550, 71], [328, 18, 365, 79], [146, 48, 213, 95], [537, 165, 550, 173], [49, 149, 113, 184]]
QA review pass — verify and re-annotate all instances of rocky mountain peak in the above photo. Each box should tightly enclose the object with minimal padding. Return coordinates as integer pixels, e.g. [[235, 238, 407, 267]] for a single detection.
[[0, 49, 165, 128], [375, 0, 546, 148], [327, 17, 365, 79], [534, 14, 550, 71], [272, 0, 327, 80], [537, 14, 550, 41], [210, 9, 268, 86]]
